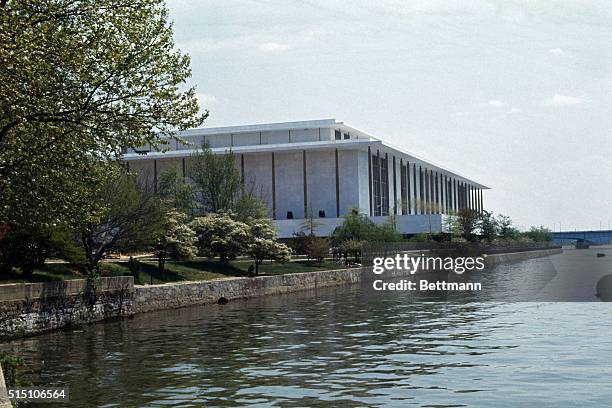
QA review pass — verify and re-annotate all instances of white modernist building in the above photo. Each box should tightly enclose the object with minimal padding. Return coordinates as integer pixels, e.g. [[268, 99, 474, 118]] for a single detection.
[[124, 119, 489, 238]]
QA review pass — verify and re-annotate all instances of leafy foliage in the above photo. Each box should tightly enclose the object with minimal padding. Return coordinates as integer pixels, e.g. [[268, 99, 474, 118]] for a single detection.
[[246, 219, 291, 275], [189, 143, 241, 213], [154, 211, 197, 273], [331, 208, 402, 245], [0, 0, 204, 229], [189, 212, 250, 263], [524, 226, 553, 242], [158, 166, 195, 215], [454, 209, 481, 242], [233, 193, 270, 223], [0, 225, 82, 275], [78, 171, 166, 273], [479, 210, 499, 242], [497, 214, 520, 239]]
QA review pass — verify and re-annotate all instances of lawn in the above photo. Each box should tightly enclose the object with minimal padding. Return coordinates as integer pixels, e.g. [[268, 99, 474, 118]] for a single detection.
[[1, 258, 347, 285]]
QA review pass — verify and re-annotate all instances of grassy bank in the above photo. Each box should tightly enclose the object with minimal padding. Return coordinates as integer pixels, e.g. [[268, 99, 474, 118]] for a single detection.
[[0, 258, 346, 285]]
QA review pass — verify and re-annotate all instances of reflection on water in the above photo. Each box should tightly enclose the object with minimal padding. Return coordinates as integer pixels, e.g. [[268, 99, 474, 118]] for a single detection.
[[6, 250, 612, 407]]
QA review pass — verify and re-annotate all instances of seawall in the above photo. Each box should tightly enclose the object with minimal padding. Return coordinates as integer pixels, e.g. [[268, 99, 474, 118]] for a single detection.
[[0, 248, 561, 339]]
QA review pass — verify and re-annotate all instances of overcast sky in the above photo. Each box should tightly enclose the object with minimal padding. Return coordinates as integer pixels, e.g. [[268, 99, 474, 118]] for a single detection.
[[167, 0, 611, 231]]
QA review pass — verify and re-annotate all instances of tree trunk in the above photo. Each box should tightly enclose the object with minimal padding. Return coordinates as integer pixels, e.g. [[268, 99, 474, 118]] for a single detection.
[[255, 260, 260, 276]]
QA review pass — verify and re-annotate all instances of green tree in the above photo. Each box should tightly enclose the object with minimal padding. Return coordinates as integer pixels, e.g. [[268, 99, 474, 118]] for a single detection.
[[455, 209, 480, 242], [154, 211, 197, 274], [331, 208, 402, 245], [375, 217, 402, 242], [497, 214, 520, 239], [158, 166, 195, 215], [189, 212, 250, 263], [246, 219, 291, 275], [0, 225, 83, 275], [0, 0, 204, 229], [189, 144, 241, 213], [524, 226, 552, 242], [232, 188, 269, 223], [479, 210, 499, 242], [331, 208, 378, 245], [300, 206, 323, 236], [78, 171, 166, 274], [305, 237, 329, 264]]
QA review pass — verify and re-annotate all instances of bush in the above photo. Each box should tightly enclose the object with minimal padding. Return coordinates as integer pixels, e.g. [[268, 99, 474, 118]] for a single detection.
[[338, 239, 364, 264], [0, 225, 83, 275], [305, 237, 329, 263]]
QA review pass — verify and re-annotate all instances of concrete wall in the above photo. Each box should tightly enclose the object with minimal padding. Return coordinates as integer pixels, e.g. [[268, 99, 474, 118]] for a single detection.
[[275, 151, 305, 219], [356, 150, 371, 215], [338, 150, 361, 215], [243, 152, 273, 213], [306, 150, 336, 218]]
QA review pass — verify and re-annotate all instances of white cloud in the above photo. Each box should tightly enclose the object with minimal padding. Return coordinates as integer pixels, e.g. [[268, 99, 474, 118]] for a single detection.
[[487, 99, 505, 107], [549, 48, 565, 56], [258, 42, 291, 53], [545, 94, 585, 107]]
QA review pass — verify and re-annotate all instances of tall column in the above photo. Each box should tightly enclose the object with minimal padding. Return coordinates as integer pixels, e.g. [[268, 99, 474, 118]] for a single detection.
[[442, 175, 447, 213], [418, 166, 424, 215], [392, 155, 397, 215], [424, 169, 430, 214], [414, 164, 419, 215], [453, 178, 459, 212], [303, 150, 307, 218], [434, 172, 439, 213], [406, 161, 412, 215], [335, 148, 340, 218], [367, 146, 373, 216], [271, 152, 276, 220]]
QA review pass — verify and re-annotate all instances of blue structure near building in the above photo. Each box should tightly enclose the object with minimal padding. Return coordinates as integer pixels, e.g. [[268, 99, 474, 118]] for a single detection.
[[552, 230, 612, 246]]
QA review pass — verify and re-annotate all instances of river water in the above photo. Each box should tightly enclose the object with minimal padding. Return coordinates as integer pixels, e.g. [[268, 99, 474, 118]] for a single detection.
[[7, 247, 612, 407]]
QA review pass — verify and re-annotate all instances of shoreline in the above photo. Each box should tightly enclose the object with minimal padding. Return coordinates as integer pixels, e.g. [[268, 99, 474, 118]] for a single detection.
[[0, 248, 562, 340]]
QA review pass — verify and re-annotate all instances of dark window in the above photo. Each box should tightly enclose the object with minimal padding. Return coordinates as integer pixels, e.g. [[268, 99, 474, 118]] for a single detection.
[[318, 210, 326, 218], [343, 133, 350, 139], [286, 211, 293, 219], [335, 130, 341, 140]]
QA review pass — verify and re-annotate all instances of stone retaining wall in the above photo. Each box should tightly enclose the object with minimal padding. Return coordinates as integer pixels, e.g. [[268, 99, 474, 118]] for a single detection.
[[132, 267, 366, 314], [0, 277, 134, 340]]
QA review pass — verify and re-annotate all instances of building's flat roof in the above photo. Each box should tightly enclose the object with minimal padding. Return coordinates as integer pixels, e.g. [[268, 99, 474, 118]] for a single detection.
[[128, 119, 489, 189], [179, 118, 344, 136]]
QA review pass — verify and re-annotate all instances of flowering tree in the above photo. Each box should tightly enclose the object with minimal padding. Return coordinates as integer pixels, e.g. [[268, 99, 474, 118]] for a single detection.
[[189, 212, 250, 263], [154, 211, 197, 273], [246, 220, 291, 275]]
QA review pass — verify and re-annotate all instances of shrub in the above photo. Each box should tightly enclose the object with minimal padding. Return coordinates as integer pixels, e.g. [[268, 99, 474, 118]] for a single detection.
[[305, 237, 329, 263]]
